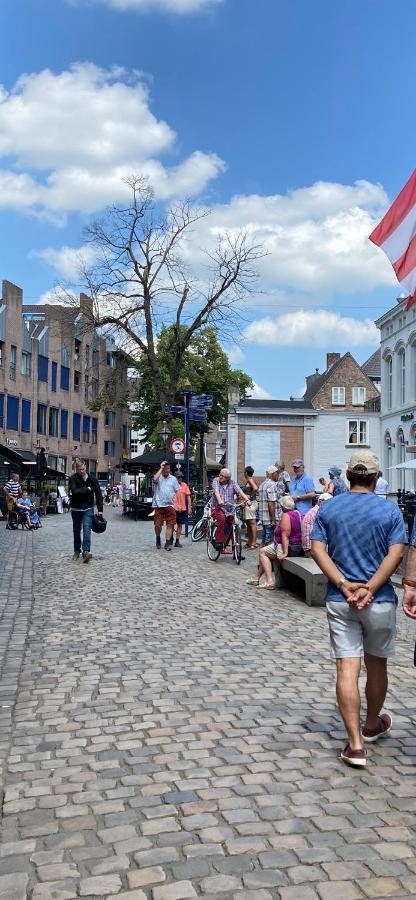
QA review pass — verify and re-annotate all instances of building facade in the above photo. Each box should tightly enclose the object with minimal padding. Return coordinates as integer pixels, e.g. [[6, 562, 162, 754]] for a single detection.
[[376, 296, 416, 492], [0, 279, 131, 480]]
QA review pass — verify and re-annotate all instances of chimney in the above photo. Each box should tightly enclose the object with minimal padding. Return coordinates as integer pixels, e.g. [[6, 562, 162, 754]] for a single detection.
[[326, 352, 341, 370]]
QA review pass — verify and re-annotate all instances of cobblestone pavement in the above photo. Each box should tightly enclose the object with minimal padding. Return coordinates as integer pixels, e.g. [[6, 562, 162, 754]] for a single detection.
[[1, 508, 416, 900]]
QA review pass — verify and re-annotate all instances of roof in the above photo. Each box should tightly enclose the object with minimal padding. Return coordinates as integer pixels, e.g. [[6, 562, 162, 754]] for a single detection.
[[238, 399, 314, 410], [361, 348, 381, 380], [303, 353, 348, 399]]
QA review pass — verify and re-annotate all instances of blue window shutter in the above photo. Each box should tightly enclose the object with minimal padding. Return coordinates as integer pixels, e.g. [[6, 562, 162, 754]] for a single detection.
[[61, 409, 68, 439], [21, 399, 31, 433], [92, 418, 97, 434], [7, 395, 19, 430], [38, 355, 49, 383], [0, 393, 4, 426], [60, 366, 70, 390], [51, 361, 57, 392], [73, 412, 81, 441]]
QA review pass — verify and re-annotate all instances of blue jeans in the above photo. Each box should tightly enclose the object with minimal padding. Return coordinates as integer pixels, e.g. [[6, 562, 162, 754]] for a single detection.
[[262, 524, 275, 545], [71, 509, 94, 553]]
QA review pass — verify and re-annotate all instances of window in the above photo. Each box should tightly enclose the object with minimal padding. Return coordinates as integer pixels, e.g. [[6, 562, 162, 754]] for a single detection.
[[21, 351, 32, 376], [89, 459, 97, 475], [106, 351, 116, 367], [122, 424, 129, 450], [60, 365, 70, 391], [131, 438, 139, 455], [74, 370, 80, 392], [60, 409, 68, 439], [0, 392, 3, 427], [37, 403, 47, 435], [10, 345, 17, 380], [386, 356, 393, 409], [92, 348, 99, 367], [105, 410, 116, 427], [0, 341, 3, 367], [92, 418, 98, 444], [84, 376, 89, 402], [74, 338, 81, 362], [61, 341, 70, 367], [73, 412, 81, 442], [84, 344, 90, 371], [332, 386, 345, 405], [384, 432, 392, 477], [38, 354, 48, 383], [399, 349, 406, 405], [104, 440, 116, 457], [57, 456, 67, 474], [352, 387, 366, 405], [91, 378, 99, 399], [347, 419, 368, 445], [51, 361, 57, 392], [82, 415, 91, 443], [7, 395, 19, 430], [218, 420, 227, 433], [398, 428, 406, 490], [49, 406, 58, 437], [21, 399, 31, 433]]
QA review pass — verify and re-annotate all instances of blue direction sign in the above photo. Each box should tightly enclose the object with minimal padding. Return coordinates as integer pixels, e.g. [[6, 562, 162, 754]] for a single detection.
[[165, 405, 185, 415]]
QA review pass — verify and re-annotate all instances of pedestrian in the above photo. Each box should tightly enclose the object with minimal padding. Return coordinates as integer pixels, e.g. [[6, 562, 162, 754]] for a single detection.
[[173, 472, 192, 547], [69, 459, 104, 563], [319, 476, 329, 492], [152, 460, 180, 551], [3, 471, 21, 527], [242, 466, 259, 549], [328, 465, 348, 496], [211, 468, 249, 551], [290, 459, 316, 516], [375, 470, 389, 499], [257, 465, 279, 546], [402, 520, 416, 650], [247, 495, 304, 590], [301, 492, 332, 555], [275, 460, 290, 497], [311, 450, 406, 768]]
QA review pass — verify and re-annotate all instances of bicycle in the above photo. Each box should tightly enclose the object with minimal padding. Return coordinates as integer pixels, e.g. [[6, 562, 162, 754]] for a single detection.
[[206, 503, 244, 564], [191, 502, 210, 542]]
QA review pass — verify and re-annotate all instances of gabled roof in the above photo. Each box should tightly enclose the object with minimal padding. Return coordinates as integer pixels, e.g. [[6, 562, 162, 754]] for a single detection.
[[361, 348, 381, 380], [303, 353, 349, 400]]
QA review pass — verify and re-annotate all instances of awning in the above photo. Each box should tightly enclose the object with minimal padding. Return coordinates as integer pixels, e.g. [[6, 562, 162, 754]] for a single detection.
[[0, 444, 68, 479]]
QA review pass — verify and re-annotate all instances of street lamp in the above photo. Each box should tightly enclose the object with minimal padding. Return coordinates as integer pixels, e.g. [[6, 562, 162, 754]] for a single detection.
[[160, 420, 171, 450]]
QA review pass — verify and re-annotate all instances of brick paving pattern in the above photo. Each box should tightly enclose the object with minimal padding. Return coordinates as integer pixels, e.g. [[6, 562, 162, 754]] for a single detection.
[[1, 508, 416, 899]]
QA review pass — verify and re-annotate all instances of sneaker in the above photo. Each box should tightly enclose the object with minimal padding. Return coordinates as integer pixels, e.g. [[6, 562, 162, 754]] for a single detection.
[[72, 552, 81, 561], [362, 713, 392, 743], [82, 551, 92, 564], [340, 744, 367, 768], [174, 541, 183, 548], [164, 541, 172, 551], [156, 537, 161, 550]]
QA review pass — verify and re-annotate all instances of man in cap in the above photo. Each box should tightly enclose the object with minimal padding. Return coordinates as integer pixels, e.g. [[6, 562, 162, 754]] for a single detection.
[[311, 450, 406, 769], [290, 459, 316, 516], [257, 465, 279, 546]]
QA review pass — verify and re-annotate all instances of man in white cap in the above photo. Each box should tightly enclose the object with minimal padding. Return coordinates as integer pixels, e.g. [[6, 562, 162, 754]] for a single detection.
[[311, 450, 406, 769], [257, 465, 279, 546]]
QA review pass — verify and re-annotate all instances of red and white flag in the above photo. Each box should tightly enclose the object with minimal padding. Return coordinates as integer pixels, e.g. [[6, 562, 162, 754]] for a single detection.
[[369, 168, 416, 309]]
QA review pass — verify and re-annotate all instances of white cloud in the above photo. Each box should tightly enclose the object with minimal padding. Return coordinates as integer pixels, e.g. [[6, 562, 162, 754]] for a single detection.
[[223, 344, 245, 366], [0, 63, 225, 219], [244, 310, 379, 349], [75, 0, 222, 10], [32, 244, 99, 281], [249, 382, 272, 400]]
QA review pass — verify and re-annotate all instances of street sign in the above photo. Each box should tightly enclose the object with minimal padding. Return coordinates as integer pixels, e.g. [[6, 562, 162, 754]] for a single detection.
[[165, 405, 185, 415], [190, 413, 207, 422], [175, 453, 185, 461], [169, 437, 185, 454]]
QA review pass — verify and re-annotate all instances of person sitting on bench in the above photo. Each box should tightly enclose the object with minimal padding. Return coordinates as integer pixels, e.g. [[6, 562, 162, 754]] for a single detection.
[[246, 495, 304, 590]]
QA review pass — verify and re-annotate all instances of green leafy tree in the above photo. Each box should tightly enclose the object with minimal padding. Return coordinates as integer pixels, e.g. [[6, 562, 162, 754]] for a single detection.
[[132, 325, 253, 446]]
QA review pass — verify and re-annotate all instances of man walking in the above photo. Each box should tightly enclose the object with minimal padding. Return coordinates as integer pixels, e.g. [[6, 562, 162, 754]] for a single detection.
[[258, 466, 279, 545], [153, 461, 180, 551], [173, 472, 192, 547], [69, 459, 104, 563], [290, 459, 315, 516], [3, 471, 21, 528], [311, 450, 406, 768]]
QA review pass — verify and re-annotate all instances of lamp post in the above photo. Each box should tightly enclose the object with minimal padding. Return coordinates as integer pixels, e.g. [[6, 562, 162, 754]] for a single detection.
[[160, 420, 171, 450]]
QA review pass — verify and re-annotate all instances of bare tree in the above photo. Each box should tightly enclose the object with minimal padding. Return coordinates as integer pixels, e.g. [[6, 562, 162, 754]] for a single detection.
[[76, 176, 263, 417]]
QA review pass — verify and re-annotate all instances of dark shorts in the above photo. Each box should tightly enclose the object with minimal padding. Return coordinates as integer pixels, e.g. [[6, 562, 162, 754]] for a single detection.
[[176, 511, 187, 525], [154, 506, 176, 528]]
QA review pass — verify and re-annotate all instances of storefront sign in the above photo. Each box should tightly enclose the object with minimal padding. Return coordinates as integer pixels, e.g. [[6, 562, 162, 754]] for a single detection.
[[401, 412, 414, 422]]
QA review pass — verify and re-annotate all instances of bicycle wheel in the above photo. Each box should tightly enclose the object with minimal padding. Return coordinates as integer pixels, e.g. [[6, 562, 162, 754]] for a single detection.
[[207, 522, 221, 561], [191, 516, 207, 542], [233, 525, 243, 564]]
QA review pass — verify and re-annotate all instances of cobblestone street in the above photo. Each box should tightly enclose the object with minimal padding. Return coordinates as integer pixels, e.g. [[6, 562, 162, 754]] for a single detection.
[[1, 508, 416, 900]]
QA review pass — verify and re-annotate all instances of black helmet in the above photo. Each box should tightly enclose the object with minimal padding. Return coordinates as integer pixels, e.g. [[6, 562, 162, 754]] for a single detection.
[[91, 514, 107, 533]]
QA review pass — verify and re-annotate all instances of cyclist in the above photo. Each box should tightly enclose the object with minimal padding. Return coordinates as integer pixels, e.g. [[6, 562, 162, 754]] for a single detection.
[[211, 468, 249, 551]]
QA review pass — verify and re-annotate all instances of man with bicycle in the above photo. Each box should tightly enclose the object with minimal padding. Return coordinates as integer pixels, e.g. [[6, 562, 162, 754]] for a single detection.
[[211, 468, 249, 551]]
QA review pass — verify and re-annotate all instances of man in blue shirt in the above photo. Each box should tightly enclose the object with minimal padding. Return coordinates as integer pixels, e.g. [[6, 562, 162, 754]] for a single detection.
[[311, 450, 406, 769], [289, 459, 315, 516]]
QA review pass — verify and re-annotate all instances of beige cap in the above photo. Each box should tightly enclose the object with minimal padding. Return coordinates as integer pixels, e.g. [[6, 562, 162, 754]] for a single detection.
[[347, 449, 379, 475], [266, 465, 278, 475]]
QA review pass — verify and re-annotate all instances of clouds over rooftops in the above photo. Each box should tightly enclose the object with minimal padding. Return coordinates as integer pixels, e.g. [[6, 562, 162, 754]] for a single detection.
[[244, 310, 379, 349]]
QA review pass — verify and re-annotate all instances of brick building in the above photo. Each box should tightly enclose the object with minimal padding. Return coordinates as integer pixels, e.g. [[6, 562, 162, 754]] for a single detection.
[[226, 351, 381, 484], [0, 279, 131, 481]]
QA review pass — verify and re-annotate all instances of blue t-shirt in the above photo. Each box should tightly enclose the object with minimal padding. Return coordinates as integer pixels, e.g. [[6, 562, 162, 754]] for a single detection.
[[311, 492, 407, 603], [290, 472, 315, 516], [410, 520, 416, 546]]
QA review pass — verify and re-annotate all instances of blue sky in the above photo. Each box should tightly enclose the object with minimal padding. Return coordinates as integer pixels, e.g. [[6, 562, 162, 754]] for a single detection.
[[0, 0, 414, 397]]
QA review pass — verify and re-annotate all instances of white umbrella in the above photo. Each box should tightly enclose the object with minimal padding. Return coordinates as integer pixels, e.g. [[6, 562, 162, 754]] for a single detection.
[[389, 460, 416, 469]]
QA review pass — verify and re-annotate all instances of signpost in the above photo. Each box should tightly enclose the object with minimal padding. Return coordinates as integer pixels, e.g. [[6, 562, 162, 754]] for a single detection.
[[165, 392, 213, 536]]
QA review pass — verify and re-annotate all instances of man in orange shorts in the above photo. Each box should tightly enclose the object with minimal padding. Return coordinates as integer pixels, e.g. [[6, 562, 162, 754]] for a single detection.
[[152, 461, 180, 551]]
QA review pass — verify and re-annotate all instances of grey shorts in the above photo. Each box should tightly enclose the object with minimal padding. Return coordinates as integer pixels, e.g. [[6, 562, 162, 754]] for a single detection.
[[326, 600, 397, 659]]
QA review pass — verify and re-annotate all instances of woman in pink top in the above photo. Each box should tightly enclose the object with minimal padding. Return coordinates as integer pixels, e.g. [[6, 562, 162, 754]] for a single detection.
[[246, 495, 303, 590]]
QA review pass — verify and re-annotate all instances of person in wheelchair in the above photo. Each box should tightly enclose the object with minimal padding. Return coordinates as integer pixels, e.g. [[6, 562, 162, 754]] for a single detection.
[[3, 471, 21, 529], [16, 490, 37, 529]]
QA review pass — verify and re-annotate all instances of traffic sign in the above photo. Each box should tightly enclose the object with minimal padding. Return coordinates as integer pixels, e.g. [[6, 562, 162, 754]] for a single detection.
[[169, 437, 185, 454], [165, 405, 185, 415]]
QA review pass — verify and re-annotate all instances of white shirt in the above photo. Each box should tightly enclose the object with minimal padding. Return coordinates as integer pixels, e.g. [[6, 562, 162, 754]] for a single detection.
[[375, 477, 389, 498]]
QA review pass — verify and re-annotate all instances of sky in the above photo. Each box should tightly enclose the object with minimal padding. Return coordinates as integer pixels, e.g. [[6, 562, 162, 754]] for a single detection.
[[0, 0, 414, 399]]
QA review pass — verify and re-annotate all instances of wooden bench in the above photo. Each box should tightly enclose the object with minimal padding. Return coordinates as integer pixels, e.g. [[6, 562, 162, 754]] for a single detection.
[[274, 557, 327, 607]]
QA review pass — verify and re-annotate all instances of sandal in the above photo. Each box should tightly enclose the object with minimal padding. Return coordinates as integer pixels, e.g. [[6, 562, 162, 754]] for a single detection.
[[246, 577, 260, 585], [257, 583, 275, 591]]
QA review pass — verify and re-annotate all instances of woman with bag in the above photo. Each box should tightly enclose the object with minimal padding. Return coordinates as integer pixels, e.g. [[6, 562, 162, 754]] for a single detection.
[[246, 495, 303, 590]]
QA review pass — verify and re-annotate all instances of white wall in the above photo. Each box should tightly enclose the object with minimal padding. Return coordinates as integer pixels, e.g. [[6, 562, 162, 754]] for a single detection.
[[312, 412, 381, 483]]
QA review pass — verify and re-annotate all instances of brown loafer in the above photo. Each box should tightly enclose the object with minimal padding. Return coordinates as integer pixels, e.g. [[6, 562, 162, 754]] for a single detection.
[[340, 743, 367, 767], [362, 713, 392, 743]]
